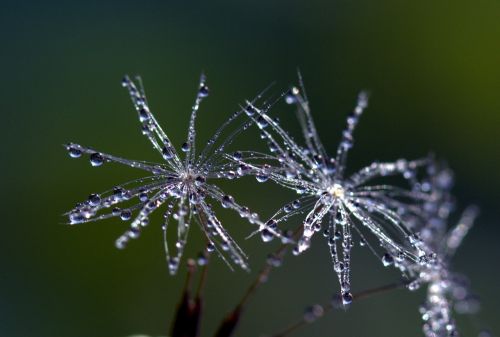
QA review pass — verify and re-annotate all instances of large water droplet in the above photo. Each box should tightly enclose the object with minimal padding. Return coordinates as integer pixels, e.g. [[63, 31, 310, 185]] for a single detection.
[[261, 228, 274, 242], [256, 173, 269, 183], [162, 146, 174, 160], [382, 253, 394, 267], [244, 104, 257, 116], [221, 195, 234, 208], [257, 116, 268, 128], [138, 108, 149, 122], [341, 292, 353, 305], [232, 151, 242, 160], [285, 87, 299, 105], [181, 142, 190, 152], [90, 153, 104, 167], [198, 85, 209, 98], [206, 242, 215, 253], [67, 146, 82, 158], [120, 210, 132, 221], [88, 194, 101, 207]]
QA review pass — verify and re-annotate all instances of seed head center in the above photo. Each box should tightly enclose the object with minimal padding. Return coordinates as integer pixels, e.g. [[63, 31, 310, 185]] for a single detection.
[[328, 184, 345, 199]]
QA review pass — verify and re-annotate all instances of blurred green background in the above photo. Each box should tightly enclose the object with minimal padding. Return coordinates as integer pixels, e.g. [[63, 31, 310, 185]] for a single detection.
[[1, 0, 499, 336]]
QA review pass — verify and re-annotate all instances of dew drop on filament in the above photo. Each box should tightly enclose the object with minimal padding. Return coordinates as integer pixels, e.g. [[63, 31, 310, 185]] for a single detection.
[[90, 153, 104, 166], [68, 146, 82, 158], [342, 292, 353, 305], [382, 253, 394, 267]]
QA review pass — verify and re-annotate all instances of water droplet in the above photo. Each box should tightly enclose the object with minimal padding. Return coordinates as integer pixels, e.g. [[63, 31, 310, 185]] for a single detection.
[[237, 164, 251, 176], [138, 108, 149, 122], [285, 87, 299, 104], [256, 173, 269, 183], [140, 218, 149, 227], [206, 242, 215, 253], [69, 212, 85, 224], [120, 210, 132, 221], [90, 153, 104, 167], [121, 77, 129, 87], [197, 253, 208, 266], [382, 253, 394, 267], [261, 228, 274, 242], [127, 227, 140, 239], [195, 175, 206, 186], [181, 142, 190, 152], [244, 104, 258, 116], [162, 146, 174, 160], [221, 195, 234, 208], [257, 116, 268, 128], [67, 146, 82, 158], [232, 151, 242, 160], [198, 84, 209, 98], [407, 280, 420, 291], [88, 194, 101, 206], [139, 192, 148, 202], [341, 292, 353, 305], [168, 257, 179, 273]]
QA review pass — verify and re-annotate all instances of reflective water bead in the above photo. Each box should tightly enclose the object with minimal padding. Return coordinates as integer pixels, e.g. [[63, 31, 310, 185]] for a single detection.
[[341, 292, 353, 305], [90, 153, 104, 166], [198, 84, 209, 98], [138, 108, 149, 122], [257, 116, 268, 128], [88, 194, 101, 206], [197, 253, 208, 266], [68, 146, 82, 158], [139, 192, 148, 202], [382, 253, 394, 267], [168, 257, 179, 273], [232, 151, 242, 160], [244, 104, 257, 116], [206, 242, 215, 253], [261, 228, 274, 242], [120, 210, 132, 221], [162, 146, 174, 160], [256, 173, 269, 183], [195, 175, 206, 186], [127, 227, 140, 239], [221, 195, 234, 208], [285, 87, 299, 105], [181, 142, 190, 152]]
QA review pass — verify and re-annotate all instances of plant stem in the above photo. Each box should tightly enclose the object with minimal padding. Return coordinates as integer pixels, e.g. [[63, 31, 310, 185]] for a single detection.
[[270, 280, 410, 337]]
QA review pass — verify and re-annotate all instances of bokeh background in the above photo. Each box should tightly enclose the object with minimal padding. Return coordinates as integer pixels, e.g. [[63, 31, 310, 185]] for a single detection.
[[1, 1, 499, 336]]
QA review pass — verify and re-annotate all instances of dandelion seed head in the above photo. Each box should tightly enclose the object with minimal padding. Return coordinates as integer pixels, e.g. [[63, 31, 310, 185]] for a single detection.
[[230, 74, 438, 302], [65, 74, 277, 274]]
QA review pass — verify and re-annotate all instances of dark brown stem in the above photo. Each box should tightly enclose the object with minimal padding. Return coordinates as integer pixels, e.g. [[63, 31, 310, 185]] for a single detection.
[[214, 228, 302, 337], [270, 280, 410, 337]]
